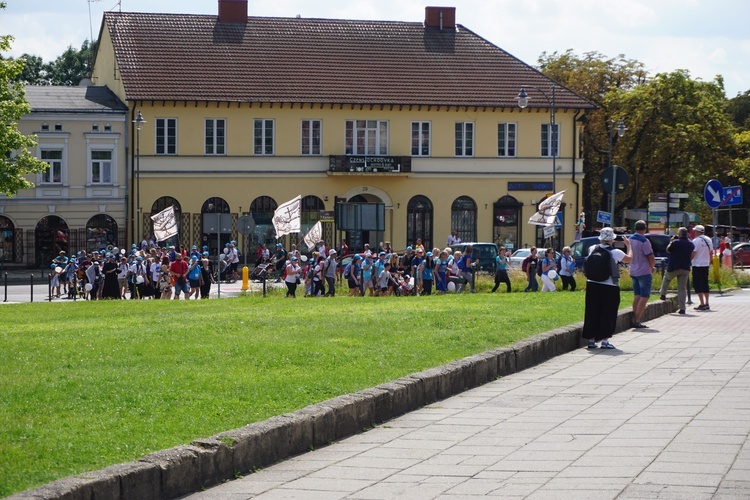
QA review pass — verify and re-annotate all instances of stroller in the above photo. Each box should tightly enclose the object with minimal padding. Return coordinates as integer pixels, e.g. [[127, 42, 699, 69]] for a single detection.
[[391, 273, 415, 296], [217, 258, 233, 283], [249, 263, 272, 282]]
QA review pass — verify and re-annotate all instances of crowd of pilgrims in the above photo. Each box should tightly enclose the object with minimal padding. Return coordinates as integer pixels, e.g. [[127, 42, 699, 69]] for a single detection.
[[46, 241, 239, 300], [45, 238, 514, 301]]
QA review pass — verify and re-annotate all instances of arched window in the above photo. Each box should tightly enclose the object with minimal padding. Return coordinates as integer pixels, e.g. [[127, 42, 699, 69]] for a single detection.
[[151, 196, 181, 247], [202, 197, 231, 255], [35, 215, 69, 267], [493, 195, 522, 252], [407, 195, 433, 250], [451, 196, 477, 243], [0, 216, 16, 263], [86, 214, 118, 253], [250, 196, 278, 246]]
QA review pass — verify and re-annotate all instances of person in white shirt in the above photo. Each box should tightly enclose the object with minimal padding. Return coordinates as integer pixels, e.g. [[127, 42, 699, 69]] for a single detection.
[[691, 225, 714, 310]]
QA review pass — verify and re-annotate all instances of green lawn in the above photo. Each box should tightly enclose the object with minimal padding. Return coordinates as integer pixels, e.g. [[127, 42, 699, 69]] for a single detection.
[[1, 285, 613, 496]]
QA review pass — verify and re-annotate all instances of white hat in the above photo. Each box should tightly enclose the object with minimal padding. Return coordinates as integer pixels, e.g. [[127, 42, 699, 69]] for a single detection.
[[328, 249, 336, 255], [694, 225, 705, 233], [599, 227, 615, 242]]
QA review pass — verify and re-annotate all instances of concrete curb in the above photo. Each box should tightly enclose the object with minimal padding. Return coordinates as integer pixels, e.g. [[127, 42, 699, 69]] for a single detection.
[[9, 299, 675, 500]]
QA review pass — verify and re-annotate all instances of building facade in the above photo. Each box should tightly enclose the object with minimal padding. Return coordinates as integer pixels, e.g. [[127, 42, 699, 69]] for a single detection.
[[91, 1, 595, 255], [2, 86, 128, 267]]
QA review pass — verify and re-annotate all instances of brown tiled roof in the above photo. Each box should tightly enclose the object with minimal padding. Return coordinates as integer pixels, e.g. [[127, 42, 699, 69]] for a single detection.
[[102, 12, 594, 109]]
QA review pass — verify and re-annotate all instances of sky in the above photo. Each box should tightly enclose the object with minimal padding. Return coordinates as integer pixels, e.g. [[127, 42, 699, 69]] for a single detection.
[[1, 0, 749, 98]]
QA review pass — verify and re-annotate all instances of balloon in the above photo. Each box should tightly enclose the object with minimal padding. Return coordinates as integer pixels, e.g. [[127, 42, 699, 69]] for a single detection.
[[300, 255, 308, 262], [54, 266, 62, 273], [136, 275, 145, 284], [447, 281, 456, 292], [85, 283, 93, 291], [548, 270, 558, 280]]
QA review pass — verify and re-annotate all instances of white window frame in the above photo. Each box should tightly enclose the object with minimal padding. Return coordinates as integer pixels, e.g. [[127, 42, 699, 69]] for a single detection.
[[89, 149, 114, 185], [541, 123, 560, 158], [205, 118, 226, 155], [156, 118, 177, 155], [301, 119, 322, 156], [37, 143, 67, 185], [254, 119, 275, 155], [497, 123, 517, 157], [411, 121, 431, 157], [345, 120, 389, 155], [455, 122, 474, 157]]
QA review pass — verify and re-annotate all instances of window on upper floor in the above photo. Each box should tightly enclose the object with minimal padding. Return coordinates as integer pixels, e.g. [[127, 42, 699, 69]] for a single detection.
[[40, 149, 63, 184], [254, 119, 274, 155], [205, 118, 226, 155], [411, 122, 430, 156], [92, 124, 99, 132], [90, 150, 113, 184], [54, 123, 62, 132], [541, 123, 560, 158], [301, 119, 321, 155], [156, 118, 177, 155], [345, 120, 388, 155], [498, 123, 517, 157], [455, 122, 474, 157]]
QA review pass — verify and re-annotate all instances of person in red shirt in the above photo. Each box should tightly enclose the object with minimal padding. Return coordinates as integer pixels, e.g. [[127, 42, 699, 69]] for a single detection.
[[169, 253, 190, 300]]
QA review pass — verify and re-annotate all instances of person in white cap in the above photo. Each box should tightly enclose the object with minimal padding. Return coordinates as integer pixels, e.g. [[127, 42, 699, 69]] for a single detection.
[[691, 225, 713, 310], [323, 249, 337, 296], [582, 227, 632, 349]]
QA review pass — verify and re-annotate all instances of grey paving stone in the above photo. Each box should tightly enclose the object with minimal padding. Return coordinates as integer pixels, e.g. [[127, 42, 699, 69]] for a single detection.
[[634, 471, 723, 487]]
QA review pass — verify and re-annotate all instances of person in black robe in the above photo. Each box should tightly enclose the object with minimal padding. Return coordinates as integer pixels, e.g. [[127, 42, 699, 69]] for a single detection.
[[100, 254, 121, 299]]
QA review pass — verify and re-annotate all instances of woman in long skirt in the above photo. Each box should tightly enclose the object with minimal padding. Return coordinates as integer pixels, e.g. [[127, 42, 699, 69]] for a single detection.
[[582, 228, 631, 349]]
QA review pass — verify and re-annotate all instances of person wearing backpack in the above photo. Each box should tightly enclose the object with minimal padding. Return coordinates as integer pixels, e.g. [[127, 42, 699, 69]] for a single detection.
[[658, 227, 695, 315], [558, 246, 577, 291], [582, 227, 632, 349], [522, 247, 539, 292], [539, 248, 558, 292]]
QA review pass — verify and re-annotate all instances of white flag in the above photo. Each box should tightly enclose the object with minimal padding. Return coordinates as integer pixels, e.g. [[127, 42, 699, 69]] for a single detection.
[[272, 195, 302, 238], [150, 205, 179, 242], [528, 190, 565, 226], [302, 221, 322, 250]]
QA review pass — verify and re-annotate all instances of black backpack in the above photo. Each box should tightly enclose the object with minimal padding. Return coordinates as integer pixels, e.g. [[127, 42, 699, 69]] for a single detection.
[[584, 246, 612, 282]]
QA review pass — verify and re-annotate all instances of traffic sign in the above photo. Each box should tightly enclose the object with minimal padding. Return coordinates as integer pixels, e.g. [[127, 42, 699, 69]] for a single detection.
[[721, 186, 743, 207], [669, 193, 688, 199], [704, 179, 723, 208], [237, 214, 256, 235], [601, 165, 630, 194], [597, 210, 612, 224]]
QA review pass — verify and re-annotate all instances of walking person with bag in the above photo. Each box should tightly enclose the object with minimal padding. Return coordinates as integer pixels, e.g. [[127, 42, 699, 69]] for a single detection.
[[658, 227, 695, 314], [582, 228, 632, 349], [491, 247, 512, 293], [691, 225, 714, 310], [629, 220, 655, 328], [558, 246, 577, 291]]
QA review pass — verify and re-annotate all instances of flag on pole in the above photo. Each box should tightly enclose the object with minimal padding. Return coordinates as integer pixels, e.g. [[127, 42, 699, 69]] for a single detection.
[[150, 205, 179, 242], [302, 221, 322, 250], [528, 190, 566, 226], [272, 195, 302, 238]]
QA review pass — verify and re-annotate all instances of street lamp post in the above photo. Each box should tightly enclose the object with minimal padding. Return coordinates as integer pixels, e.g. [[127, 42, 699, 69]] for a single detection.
[[209, 202, 221, 299], [607, 119, 627, 227], [517, 84, 557, 192], [133, 111, 146, 244]]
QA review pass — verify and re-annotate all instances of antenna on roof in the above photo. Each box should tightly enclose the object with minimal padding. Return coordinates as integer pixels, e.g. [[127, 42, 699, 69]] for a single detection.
[[88, 0, 102, 45]]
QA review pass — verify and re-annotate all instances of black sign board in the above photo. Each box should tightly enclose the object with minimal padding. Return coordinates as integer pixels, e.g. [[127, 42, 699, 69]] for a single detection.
[[507, 182, 554, 191]]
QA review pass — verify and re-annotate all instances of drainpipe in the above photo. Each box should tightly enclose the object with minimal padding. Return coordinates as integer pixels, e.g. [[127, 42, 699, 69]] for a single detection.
[[571, 111, 582, 232], [127, 104, 135, 245]]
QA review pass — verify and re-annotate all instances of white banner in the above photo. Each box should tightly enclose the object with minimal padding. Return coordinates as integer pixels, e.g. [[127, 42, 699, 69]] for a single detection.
[[272, 195, 302, 238], [528, 190, 566, 226], [302, 220, 322, 250], [150, 205, 178, 242]]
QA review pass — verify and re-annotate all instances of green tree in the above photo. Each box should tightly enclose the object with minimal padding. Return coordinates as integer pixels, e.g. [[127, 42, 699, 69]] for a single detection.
[[14, 53, 49, 84], [540, 52, 737, 226], [45, 39, 97, 86], [726, 90, 750, 131], [0, 2, 49, 197]]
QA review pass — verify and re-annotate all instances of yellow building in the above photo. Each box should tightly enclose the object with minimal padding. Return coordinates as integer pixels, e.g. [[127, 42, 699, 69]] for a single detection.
[[91, 1, 594, 255], [2, 86, 128, 267]]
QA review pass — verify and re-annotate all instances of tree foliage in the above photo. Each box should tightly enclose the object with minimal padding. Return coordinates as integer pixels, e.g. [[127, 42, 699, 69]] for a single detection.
[[7, 39, 97, 86], [0, 2, 49, 197], [726, 90, 750, 131], [539, 51, 740, 226]]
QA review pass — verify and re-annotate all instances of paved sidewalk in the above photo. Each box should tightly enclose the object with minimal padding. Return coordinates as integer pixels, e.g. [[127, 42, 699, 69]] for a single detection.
[[187, 291, 750, 500]]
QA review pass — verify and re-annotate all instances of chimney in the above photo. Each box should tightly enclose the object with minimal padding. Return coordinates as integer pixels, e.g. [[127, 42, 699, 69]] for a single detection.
[[424, 6, 456, 31], [218, 0, 248, 24]]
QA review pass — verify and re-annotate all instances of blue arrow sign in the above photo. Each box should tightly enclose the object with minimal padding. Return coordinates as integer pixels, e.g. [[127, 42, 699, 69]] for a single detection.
[[721, 186, 743, 207], [704, 179, 723, 209]]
